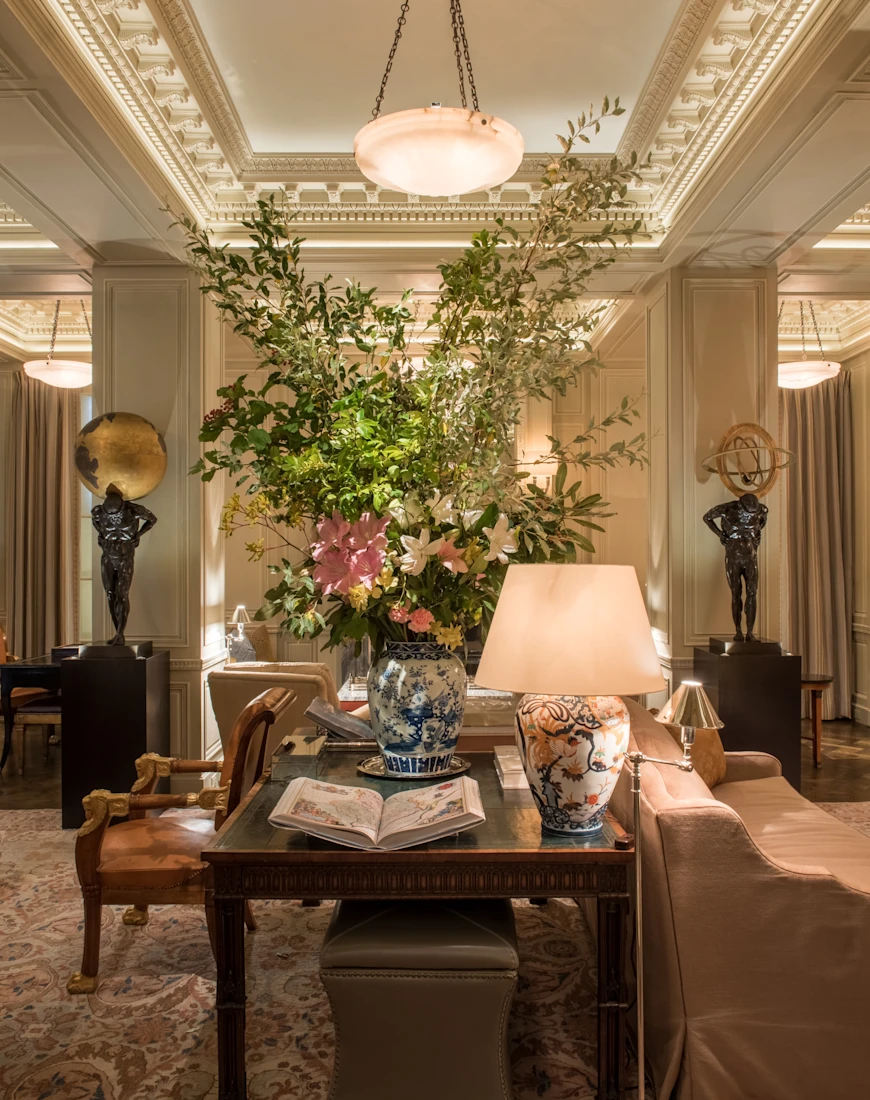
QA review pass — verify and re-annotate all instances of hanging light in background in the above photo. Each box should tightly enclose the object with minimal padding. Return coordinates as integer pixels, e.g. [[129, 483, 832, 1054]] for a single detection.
[[354, 0, 524, 197], [23, 300, 92, 389], [778, 300, 841, 390]]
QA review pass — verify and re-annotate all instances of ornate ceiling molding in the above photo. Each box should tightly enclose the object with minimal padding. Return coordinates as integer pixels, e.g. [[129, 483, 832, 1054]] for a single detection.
[[616, 0, 721, 159], [778, 298, 870, 355], [0, 298, 92, 354]]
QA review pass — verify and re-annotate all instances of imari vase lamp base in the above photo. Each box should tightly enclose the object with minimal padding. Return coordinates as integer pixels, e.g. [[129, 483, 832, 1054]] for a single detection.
[[515, 694, 630, 834]]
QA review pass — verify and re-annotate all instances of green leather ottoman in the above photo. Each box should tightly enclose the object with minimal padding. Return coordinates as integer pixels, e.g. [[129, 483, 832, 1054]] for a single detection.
[[320, 899, 519, 1100]]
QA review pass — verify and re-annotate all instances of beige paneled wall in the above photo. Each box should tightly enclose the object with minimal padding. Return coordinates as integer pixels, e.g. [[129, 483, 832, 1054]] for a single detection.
[[847, 349, 869, 724], [0, 367, 17, 632], [92, 266, 226, 778], [645, 269, 781, 698]]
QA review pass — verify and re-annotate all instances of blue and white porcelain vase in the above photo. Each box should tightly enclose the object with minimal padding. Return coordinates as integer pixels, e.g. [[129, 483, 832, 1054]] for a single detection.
[[367, 641, 466, 775]]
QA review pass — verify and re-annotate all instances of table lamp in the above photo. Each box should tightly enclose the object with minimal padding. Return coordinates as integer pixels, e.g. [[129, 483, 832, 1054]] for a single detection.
[[475, 564, 665, 834]]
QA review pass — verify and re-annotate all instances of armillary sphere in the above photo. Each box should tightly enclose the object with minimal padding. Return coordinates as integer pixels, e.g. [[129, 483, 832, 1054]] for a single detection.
[[701, 422, 794, 499]]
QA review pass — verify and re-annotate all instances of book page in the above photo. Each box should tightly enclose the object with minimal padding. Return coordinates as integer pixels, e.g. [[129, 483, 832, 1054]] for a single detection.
[[377, 778, 469, 843], [274, 777, 384, 843]]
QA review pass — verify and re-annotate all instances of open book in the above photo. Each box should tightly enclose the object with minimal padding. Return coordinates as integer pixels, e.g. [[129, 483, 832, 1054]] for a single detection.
[[268, 775, 485, 851]]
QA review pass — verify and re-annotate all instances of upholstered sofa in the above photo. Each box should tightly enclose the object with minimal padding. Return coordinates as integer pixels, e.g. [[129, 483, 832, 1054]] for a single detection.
[[613, 699, 870, 1100]]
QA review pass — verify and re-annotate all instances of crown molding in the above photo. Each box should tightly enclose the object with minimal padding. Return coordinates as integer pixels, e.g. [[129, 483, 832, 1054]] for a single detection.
[[0, 298, 92, 354], [616, 0, 721, 160]]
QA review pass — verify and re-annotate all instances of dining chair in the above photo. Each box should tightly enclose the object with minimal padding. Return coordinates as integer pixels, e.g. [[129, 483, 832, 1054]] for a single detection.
[[67, 685, 296, 994]]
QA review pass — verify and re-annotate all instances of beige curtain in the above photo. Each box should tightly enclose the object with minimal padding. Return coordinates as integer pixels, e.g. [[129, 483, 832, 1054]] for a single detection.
[[4, 372, 79, 658], [781, 372, 853, 719]]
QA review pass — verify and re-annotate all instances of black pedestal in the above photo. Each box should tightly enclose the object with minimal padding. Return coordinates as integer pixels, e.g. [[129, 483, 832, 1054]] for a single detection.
[[60, 648, 170, 828], [693, 640, 802, 788]]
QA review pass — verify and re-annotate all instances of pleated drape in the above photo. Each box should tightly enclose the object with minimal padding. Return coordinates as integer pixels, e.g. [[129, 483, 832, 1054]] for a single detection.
[[4, 373, 79, 658], [780, 372, 853, 719]]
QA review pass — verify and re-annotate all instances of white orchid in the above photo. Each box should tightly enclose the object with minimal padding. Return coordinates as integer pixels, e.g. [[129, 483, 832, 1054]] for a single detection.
[[426, 491, 457, 526], [483, 514, 517, 565], [399, 528, 444, 575], [387, 492, 424, 529]]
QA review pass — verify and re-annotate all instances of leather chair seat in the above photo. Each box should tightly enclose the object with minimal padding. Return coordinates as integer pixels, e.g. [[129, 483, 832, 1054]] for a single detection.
[[14, 696, 61, 717], [98, 814, 216, 889], [10, 687, 49, 707]]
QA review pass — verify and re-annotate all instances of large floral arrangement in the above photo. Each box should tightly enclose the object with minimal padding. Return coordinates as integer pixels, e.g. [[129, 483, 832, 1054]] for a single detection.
[[181, 103, 648, 657]]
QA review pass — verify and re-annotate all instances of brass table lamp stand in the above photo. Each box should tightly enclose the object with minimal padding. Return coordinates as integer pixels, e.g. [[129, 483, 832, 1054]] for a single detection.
[[629, 680, 723, 1100]]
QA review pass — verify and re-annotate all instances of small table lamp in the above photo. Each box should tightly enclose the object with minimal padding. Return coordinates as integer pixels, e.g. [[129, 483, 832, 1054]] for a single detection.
[[226, 605, 254, 663], [475, 564, 665, 834]]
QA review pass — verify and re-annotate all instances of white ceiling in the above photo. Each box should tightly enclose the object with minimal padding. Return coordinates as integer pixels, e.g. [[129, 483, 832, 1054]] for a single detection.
[[187, 0, 684, 153]]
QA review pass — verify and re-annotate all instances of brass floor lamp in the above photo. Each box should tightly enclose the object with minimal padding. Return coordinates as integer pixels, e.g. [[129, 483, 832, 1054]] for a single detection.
[[626, 680, 723, 1100]]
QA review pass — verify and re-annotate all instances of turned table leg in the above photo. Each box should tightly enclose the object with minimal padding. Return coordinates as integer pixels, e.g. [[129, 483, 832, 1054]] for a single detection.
[[216, 895, 247, 1100], [811, 689, 823, 769], [597, 893, 628, 1100]]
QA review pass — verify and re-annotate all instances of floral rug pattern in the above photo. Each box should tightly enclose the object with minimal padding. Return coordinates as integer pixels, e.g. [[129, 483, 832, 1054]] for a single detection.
[[0, 810, 614, 1100]]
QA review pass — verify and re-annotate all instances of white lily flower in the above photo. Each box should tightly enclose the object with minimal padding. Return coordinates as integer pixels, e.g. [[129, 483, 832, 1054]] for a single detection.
[[387, 492, 424, 529], [483, 514, 517, 565], [399, 528, 444, 575], [462, 509, 484, 527], [426, 491, 457, 526]]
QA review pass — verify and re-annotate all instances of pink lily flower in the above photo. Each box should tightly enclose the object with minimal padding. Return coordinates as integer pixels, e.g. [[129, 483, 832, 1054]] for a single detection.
[[312, 510, 351, 561], [351, 545, 387, 586], [348, 512, 391, 550], [313, 548, 361, 596], [437, 537, 469, 574]]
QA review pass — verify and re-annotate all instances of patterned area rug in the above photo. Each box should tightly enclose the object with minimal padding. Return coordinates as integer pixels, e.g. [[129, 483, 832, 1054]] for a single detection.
[[0, 810, 625, 1100], [819, 801, 870, 837]]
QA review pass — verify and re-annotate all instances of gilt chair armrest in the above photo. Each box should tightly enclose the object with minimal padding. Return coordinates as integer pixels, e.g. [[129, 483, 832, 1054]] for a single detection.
[[76, 786, 229, 843], [132, 753, 223, 795]]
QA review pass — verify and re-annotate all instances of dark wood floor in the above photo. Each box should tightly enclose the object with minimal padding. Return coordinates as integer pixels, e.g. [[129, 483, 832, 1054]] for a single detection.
[[2, 717, 869, 809]]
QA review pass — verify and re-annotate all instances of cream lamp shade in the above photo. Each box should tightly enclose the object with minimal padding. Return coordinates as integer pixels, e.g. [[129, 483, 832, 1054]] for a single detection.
[[231, 605, 251, 625], [475, 563, 665, 696]]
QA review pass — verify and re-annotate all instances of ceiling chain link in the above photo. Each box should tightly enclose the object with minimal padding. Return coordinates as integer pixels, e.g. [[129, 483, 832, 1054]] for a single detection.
[[371, 0, 480, 119]]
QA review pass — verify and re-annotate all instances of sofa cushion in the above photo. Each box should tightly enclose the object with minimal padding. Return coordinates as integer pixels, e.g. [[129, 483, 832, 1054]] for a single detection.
[[714, 776, 870, 893], [663, 723, 727, 788]]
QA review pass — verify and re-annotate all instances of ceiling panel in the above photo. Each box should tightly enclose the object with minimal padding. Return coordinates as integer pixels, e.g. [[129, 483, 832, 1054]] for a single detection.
[[187, 0, 684, 153]]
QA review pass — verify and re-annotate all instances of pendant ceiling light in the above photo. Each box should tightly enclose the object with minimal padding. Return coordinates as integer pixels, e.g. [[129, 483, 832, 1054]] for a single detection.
[[778, 300, 841, 390], [354, 0, 524, 197], [23, 300, 92, 389]]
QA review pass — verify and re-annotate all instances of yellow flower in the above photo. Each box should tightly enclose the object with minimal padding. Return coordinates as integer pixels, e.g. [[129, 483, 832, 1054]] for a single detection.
[[245, 538, 265, 562], [463, 538, 482, 564], [378, 565, 396, 589], [431, 622, 464, 649], [220, 493, 241, 533], [348, 585, 369, 612]]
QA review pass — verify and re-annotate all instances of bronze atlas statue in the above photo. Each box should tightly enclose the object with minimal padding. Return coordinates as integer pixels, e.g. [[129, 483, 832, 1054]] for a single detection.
[[74, 411, 167, 646], [701, 423, 793, 643]]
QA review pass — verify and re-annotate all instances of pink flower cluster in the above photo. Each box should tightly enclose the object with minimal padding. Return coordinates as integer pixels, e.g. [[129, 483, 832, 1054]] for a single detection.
[[389, 604, 434, 632], [311, 511, 390, 596]]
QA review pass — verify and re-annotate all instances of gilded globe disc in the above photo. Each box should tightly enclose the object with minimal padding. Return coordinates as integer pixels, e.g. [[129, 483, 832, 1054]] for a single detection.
[[74, 411, 167, 500]]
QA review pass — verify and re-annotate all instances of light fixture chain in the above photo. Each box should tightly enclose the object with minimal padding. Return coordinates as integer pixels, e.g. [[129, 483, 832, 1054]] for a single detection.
[[48, 300, 60, 366], [808, 300, 825, 360], [799, 299, 807, 361], [372, 0, 410, 120], [452, 0, 479, 111], [81, 300, 92, 341], [450, 0, 468, 109]]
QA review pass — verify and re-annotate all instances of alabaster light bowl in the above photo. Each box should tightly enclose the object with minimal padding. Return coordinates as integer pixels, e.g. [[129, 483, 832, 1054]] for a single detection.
[[354, 106, 524, 197], [74, 411, 167, 500], [23, 358, 92, 389], [778, 360, 841, 389]]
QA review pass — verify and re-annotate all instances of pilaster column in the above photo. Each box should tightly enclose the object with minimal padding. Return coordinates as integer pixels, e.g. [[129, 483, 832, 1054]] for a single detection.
[[645, 268, 781, 701], [92, 265, 225, 779]]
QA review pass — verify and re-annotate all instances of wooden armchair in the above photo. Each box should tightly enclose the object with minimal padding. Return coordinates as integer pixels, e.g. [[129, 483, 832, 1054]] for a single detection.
[[67, 685, 296, 994]]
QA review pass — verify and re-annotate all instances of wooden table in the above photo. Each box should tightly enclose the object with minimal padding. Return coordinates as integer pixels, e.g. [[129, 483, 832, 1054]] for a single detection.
[[203, 746, 634, 1100]]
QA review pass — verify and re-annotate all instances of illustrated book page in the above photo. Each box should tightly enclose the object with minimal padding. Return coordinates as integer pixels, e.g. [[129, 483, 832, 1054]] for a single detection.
[[268, 775, 484, 850]]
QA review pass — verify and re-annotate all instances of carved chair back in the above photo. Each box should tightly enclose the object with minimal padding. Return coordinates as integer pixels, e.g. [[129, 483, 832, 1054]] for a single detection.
[[0, 624, 9, 663], [216, 686, 296, 828]]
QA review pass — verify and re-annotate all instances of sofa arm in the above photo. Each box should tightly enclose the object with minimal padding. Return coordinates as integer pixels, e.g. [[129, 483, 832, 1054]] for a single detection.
[[721, 750, 783, 784]]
